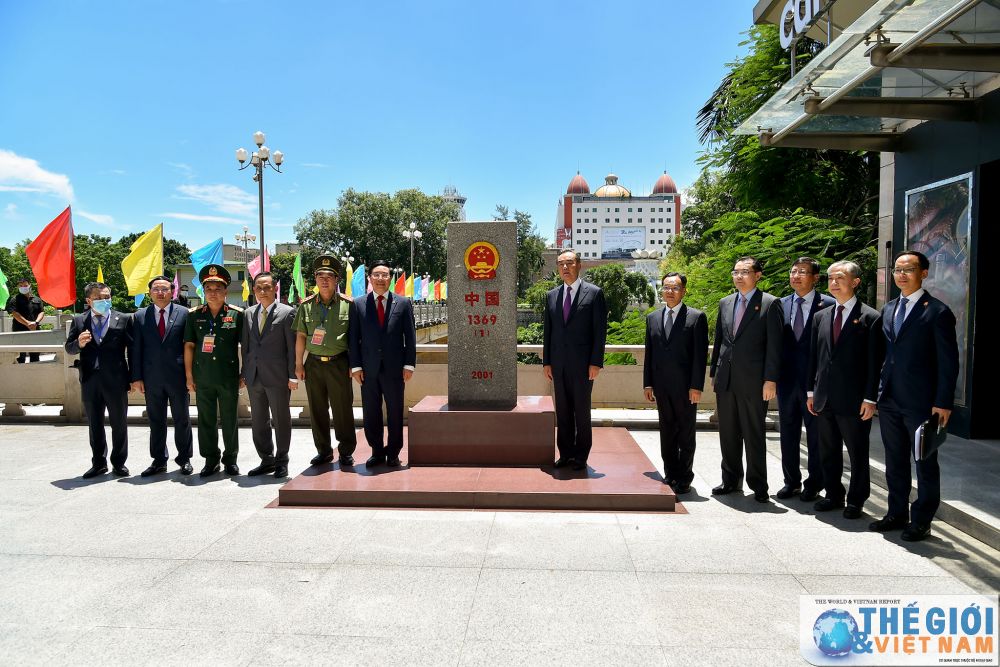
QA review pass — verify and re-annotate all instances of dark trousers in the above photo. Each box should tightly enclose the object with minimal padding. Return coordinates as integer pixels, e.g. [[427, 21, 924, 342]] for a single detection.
[[655, 390, 697, 486], [17, 352, 40, 363], [81, 375, 129, 468], [552, 364, 593, 462], [816, 409, 871, 507], [248, 382, 292, 465], [144, 382, 193, 465], [878, 401, 940, 525], [777, 385, 823, 492], [360, 365, 405, 458], [716, 388, 768, 493], [305, 355, 357, 457], [195, 381, 239, 466]]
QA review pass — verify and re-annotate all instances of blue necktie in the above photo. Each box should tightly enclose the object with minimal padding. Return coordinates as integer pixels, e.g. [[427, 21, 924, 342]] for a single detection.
[[792, 296, 805, 340], [893, 296, 908, 338]]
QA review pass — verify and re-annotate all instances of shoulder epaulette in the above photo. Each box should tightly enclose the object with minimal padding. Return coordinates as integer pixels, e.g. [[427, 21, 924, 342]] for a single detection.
[[189, 305, 202, 313], [338, 292, 351, 301], [227, 303, 244, 312], [301, 293, 318, 303]]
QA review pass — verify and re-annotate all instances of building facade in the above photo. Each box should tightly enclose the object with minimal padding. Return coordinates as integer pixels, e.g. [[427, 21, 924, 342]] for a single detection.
[[555, 171, 681, 260]]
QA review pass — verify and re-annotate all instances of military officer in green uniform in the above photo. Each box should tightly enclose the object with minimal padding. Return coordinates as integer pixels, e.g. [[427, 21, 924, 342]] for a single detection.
[[184, 264, 245, 477], [294, 255, 358, 467]]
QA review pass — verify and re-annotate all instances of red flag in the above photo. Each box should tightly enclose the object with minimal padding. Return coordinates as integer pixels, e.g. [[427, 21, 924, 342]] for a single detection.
[[394, 272, 406, 296], [26, 206, 76, 307]]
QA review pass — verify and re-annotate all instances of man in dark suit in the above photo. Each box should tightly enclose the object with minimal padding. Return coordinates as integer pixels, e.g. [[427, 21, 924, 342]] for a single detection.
[[807, 260, 883, 519], [710, 256, 783, 502], [65, 282, 134, 478], [543, 249, 608, 470], [130, 275, 194, 477], [872, 250, 959, 541], [349, 260, 417, 468], [643, 272, 708, 494], [777, 257, 835, 501], [241, 271, 298, 478]]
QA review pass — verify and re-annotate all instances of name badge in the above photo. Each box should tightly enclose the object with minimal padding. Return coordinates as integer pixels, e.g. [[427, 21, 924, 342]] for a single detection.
[[202, 334, 216, 354], [311, 326, 326, 346]]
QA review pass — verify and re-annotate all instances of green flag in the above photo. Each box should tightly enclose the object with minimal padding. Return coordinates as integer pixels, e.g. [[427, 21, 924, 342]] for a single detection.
[[291, 253, 306, 304], [0, 264, 10, 309]]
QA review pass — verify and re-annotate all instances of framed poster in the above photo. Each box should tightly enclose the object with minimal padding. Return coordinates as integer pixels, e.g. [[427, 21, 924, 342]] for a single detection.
[[904, 172, 972, 406], [601, 227, 644, 259]]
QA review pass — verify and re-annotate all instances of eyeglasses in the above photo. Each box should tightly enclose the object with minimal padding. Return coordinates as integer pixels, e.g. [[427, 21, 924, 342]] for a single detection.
[[731, 270, 754, 277], [661, 286, 684, 292], [789, 269, 814, 276], [149, 287, 171, 294], [556, 260, 577, 268], [371, 272, 391, 279], [254, 284, 274, 291], [892, 267, 920, 275]]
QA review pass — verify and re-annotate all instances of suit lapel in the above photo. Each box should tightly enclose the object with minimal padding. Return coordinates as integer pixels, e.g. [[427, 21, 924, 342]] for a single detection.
[[165, 304, 181, 338], [734, 291, 761, 339], [896, 292, 930, 341], [664, 304, 685, 347], [831, 302, 860, 353], [568, 282, 585, 323], [883, 298, 897, 340]]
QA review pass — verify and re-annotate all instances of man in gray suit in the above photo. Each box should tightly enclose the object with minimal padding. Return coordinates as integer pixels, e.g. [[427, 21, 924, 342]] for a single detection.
[[710, 256, 783, 502], [241, 271, 298, 478]]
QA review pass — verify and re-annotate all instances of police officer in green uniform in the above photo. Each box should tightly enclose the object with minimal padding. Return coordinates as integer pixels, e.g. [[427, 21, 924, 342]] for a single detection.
[[184, 264, 245, 477], [294, 255, 358, 467]]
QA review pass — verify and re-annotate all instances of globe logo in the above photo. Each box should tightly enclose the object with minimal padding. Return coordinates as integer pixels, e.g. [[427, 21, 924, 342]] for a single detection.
[[813, 609, 859, 657]]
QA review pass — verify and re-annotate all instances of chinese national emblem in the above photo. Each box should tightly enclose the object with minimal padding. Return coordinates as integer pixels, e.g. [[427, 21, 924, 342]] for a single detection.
[[464, 241, 499, 280]]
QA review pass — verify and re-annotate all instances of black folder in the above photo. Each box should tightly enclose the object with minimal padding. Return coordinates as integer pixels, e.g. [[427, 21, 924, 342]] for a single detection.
[[913, 413, 948, 461]]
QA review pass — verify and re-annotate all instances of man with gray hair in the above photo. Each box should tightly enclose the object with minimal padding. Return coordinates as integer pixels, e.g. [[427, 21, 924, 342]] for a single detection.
[[806, 261, 884, 519]]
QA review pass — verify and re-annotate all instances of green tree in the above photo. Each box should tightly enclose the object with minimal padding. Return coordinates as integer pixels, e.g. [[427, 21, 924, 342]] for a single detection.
[[583, 263, 656, 322], [118, 232, 191, 275], [268, 252, 297, 299], [523, 277, 557, 314], [494, 205, 547, 298], [74, 234, 131, 312], [294, 188, 456, 280]]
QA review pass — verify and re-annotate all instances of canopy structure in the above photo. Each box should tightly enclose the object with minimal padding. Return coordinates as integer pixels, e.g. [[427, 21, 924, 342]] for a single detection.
[[739, 0, 1000, 151]]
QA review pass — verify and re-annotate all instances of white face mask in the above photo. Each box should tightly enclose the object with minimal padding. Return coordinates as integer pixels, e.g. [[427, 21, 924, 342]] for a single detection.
[[180, 290, 189, 297], [18, 286, 30, 295]]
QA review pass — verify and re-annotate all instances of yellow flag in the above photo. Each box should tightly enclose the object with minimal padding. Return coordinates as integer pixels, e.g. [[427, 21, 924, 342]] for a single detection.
[[405, 274, 414, 298], [442, 281, 447, 300], [96, 265, 104, 283], [344, 262, 354, 297], [121, 224, 163, 296], [242, 278, 250, 302]]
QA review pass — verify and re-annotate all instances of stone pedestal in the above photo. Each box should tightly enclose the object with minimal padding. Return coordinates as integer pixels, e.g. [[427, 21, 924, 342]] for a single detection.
[[408, 395, 554, 465]]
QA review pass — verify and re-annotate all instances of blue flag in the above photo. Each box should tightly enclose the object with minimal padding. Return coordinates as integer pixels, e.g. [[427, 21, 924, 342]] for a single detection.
[[413, 276, 422, 302], [189, 238, 224, 299], [351, 264, 366, 298]]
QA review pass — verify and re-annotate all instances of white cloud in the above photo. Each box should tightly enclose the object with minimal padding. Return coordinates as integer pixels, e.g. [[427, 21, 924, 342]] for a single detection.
[[77, 209, 130, 231], [168, 162, 196, 180], [175, 183, 256, 215], [159, 212, 250, 225], [0, 149, 74, 201], [300, 162, 329, 168], [4, 203, 17, 218]]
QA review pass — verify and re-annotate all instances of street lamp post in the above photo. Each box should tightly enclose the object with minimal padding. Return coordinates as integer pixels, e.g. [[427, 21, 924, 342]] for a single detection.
[[235, 225, 257, 265], [235, 130, 283, 270], [402, 221, 422, 278]]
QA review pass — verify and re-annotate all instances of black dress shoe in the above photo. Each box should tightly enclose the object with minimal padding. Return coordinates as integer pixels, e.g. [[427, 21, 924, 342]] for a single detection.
[[366, 455, 386, 468], [200, 463, 221, 477], [712, 484, 740, 496], [224, 464, 240, 476], [869, 515, 906, 532], [775, 485, 801, 500], [112, 466, 130, 477], [248, 463, 276, 477], [179, 462, 194, 475], [553, 457, 571, 468], [843, 505, 863, 519], [310, 453, 334, 465], [141, 464, 167, 478], [814, 497, 845, 512], [672, 483, 692, 495], [754, 490, 770, 503], [901, 522, 931, 542], [340, 455, 355, 467], [570, 459, 587, 471], [387, 456, 401, 467], [799, 489, 819, 502], [273, 465, 288, 478], [82, 465, 108, 479]]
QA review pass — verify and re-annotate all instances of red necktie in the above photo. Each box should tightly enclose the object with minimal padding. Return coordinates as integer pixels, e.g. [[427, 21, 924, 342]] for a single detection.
[[158, 308, 166, 340], [377, 295, 386, 327], [832, 305, 844, 344]]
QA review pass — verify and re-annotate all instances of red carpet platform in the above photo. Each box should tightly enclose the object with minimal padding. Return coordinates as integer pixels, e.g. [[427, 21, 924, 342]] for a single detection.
[[278, 427, 678, 512]]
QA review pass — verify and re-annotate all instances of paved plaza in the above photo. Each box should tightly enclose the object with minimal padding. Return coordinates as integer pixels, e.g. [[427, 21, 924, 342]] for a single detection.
[[0, 422, 996, 666]]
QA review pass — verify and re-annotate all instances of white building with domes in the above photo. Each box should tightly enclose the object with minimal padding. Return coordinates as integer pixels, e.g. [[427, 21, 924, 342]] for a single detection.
[[555, 171, 680, 259]]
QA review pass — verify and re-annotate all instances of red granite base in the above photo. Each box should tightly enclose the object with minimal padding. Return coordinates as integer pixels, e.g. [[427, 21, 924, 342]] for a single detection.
[[277, 427, 677, 512], [407, 395, 555, 465]]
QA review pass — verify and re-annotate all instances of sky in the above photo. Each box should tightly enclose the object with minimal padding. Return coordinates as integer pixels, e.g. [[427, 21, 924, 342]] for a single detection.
[[0, 0, 754, 252]]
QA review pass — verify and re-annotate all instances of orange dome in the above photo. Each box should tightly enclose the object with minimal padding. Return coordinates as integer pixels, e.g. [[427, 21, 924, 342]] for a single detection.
[[566, 171, 590, 194], [652, 171, 678, 194]]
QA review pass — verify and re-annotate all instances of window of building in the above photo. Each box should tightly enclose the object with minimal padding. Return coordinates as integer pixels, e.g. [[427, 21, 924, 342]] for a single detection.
[[614, 208, 619, 212], [615, 218, 620, 223]]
